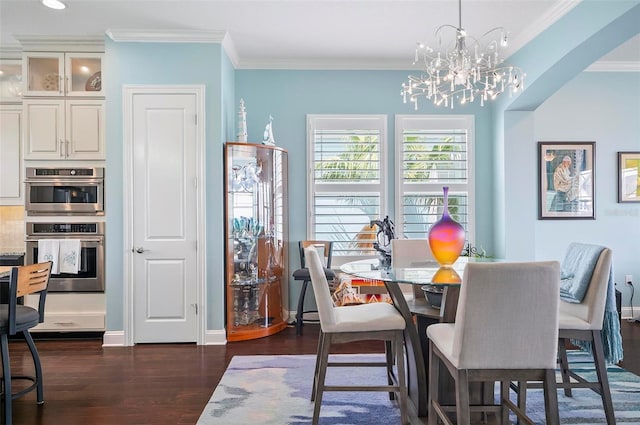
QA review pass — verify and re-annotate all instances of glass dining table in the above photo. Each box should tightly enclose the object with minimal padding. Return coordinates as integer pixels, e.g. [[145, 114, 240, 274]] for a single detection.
[[340, 256, 493, 418]]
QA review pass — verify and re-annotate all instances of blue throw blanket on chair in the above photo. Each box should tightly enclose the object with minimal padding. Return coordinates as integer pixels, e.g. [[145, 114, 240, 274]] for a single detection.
[[560, 242, 623, 364], [559, 243, 602, 303]]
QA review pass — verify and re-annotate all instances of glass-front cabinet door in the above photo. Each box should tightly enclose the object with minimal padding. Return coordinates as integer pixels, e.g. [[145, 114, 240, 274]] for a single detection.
[[65, 53, 103, 96], [23, 52, 64, 96], [0, 59, 23, 101], [23, 52, 103, 97], [224, 142, 289, 342]]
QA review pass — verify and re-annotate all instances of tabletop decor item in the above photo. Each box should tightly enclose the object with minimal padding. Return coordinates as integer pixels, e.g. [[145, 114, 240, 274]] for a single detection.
[[262, 115, 275, 146], [85, 71, 102, 91], [427, 186, 465, 267], [369, 216, 396, 268]]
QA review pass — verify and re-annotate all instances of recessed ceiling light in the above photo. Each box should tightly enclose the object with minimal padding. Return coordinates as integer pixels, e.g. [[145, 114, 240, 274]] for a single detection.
[[42, 0, 66, 10]]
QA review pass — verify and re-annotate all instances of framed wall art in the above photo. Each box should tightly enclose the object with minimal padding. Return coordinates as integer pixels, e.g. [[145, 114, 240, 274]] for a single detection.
[[538, 141, 595, 219], [618, 151, 640, 203]]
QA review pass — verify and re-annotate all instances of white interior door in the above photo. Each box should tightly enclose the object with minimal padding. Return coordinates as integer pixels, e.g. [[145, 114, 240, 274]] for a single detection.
[[131, 91, 198, 343]]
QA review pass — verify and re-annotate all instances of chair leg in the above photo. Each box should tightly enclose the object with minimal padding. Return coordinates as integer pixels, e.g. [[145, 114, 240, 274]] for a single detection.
[[557, 338, 572, 396], [455, 369, 471, 425], [542, 368, 560, 425], [296, 280, 310, 335], [427, 341, 439, 425], [312, 333, 332, 425], [500, 380, 510, 425], [1, 334, 12, 425], [311, 331, 326, 402], [516, 380, 528, 425], [23, 331, 44, 404], [385, 340, 395, 400], [394, 333, 408, 425], [591, 330, 616, 425]]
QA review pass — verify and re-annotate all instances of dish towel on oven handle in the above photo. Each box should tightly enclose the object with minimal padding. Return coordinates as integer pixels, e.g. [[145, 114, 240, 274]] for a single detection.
[[38, 239, 60, 274], [59, 239, 81, 274]]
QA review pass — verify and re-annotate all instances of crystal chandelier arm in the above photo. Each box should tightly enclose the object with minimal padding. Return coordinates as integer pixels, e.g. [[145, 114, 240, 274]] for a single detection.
[[481, 27, 507, 46], [401, 0, 525, 109]]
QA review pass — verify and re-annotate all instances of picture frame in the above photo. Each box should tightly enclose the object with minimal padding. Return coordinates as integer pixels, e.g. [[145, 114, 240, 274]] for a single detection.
[[618, 151, 640, 203], [538, 141, 595, 219]]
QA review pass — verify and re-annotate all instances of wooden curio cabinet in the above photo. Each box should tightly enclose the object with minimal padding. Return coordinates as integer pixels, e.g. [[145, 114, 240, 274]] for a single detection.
[[224, 142, 289, 341]]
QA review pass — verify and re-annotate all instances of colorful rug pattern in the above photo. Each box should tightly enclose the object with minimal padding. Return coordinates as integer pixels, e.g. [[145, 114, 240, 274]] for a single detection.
[[197, 351, 640, 425]]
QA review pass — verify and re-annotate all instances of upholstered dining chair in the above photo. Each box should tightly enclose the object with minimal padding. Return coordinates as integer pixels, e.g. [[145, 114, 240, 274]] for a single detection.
[[1, 262, 52, 425], [292, 241, 335, 335], [305, 246, 409, 425], [391, 238, 433, 300], [517, 245, 618, 425], [427, 261, 561, 425]]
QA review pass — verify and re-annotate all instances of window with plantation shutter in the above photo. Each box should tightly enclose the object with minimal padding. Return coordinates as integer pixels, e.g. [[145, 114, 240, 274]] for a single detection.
[[307, 115, 387, 263], [394, 115, 475, 243]]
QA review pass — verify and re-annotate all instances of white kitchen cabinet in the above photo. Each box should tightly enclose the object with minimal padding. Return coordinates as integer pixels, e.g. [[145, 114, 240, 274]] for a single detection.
[[0, 58, 23, 102], [22, 52, 103, 97], [23, 98, 105, 160], [0, 106, 22, 204], [25, 293, 105, 332]]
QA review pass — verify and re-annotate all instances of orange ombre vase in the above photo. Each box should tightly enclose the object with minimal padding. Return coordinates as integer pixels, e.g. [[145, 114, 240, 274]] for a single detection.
[[428, 186, 466, 267]]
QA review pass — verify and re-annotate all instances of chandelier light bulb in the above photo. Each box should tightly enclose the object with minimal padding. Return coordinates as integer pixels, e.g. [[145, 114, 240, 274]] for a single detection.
[[401, 0, 525, 109]]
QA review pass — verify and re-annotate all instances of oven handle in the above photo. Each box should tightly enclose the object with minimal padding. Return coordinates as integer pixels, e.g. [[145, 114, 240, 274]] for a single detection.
[[26, 238, 104, 243]]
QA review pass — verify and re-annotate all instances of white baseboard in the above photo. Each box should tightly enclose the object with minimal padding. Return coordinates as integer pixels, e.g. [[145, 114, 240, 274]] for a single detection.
[[204, 329, 227, 345], [102, 329, 229, 346], [621, 307, 640, 321], [102, 331, 126, 347], [287, 310, 318, 323]]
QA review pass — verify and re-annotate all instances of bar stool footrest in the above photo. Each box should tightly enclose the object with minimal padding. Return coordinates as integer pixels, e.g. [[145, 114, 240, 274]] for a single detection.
[[0, 375, 38, 401]]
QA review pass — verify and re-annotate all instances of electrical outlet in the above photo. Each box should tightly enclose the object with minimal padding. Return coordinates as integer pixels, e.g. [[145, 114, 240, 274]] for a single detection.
[[626, 274, 633, 286]]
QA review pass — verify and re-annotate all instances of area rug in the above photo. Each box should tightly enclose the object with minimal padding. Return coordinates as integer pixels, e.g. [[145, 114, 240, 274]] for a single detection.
[[196, 351, 640, 425]]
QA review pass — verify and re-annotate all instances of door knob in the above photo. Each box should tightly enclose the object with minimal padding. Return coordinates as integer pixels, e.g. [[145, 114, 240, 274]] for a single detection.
[[132, 247, 146, 253]]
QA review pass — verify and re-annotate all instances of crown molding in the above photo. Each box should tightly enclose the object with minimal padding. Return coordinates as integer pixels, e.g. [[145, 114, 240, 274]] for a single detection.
[[235, 58, 415, 70], [106, 29, 239, 67], [508, 0, 581, 56], [13, 35, 104, 52], [0, 45, 22, 59], [585, 61, 640, 72], [220, 33, 239, 69], [106, 29, 226, 43]]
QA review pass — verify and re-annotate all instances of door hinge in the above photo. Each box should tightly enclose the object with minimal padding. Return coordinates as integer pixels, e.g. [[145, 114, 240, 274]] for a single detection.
[[195, 114, 198, 125]]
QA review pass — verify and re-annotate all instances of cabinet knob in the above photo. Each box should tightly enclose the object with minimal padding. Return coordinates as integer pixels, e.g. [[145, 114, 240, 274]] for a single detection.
[[132, 247, 146, 253]]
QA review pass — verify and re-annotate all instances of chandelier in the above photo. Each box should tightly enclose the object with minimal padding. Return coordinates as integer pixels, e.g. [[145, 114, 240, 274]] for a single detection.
[[401, 0, 525, 109]]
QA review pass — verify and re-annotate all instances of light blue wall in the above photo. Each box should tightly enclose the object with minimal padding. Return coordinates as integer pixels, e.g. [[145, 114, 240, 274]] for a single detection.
[[534, 72, 640, 307], [505, 1, 640, 111], [102, 2, 640, 336], [104, 39, 227, 331], [236, 70, 494, 308], [493, 0, 640, 260]]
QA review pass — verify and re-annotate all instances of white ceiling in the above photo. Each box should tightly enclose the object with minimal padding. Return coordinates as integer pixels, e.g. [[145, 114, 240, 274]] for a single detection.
[[1, 0, 638, 68]]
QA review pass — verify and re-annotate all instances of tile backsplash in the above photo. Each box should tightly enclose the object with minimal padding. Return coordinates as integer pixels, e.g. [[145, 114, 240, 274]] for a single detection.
[[0, 206, 25, 253]]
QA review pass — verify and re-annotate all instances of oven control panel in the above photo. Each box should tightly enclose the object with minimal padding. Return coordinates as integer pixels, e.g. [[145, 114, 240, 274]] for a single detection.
[[26, 222, 104, 236]]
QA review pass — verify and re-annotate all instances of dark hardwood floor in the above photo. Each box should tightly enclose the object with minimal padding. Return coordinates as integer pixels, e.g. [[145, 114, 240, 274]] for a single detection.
[[5, 319, 640, 425]]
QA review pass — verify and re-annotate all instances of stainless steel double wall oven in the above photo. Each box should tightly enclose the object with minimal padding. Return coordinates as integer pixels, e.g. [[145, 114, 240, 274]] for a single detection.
[[24, 167, 105, 293]]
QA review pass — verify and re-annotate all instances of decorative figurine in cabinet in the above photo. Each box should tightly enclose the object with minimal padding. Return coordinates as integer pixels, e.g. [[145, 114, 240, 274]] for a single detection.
[[224, 142, 289, 341]]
